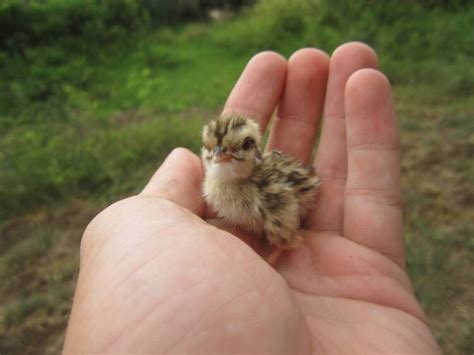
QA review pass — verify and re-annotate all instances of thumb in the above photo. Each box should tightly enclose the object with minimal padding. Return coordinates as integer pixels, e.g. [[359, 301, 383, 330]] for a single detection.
[[140, 148, 205, 217]]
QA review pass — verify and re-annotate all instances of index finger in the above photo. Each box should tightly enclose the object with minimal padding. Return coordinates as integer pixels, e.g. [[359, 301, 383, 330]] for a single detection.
[[204, 52, 287, 219], [222, 51, 287, 131]]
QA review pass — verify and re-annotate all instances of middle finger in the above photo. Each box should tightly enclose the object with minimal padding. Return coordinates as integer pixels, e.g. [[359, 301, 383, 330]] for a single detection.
[[266, 48, 329, 164]]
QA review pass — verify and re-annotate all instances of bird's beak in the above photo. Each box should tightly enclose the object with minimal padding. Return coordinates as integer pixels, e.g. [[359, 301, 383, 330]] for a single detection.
[[213, 146, 233, 164]]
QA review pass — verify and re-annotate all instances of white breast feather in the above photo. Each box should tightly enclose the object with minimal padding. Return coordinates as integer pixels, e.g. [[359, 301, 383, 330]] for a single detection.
[[204, 166, 263, 234]]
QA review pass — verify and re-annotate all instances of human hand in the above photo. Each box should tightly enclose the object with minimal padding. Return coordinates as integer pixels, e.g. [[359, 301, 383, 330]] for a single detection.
[[64, 43, 441, 354]]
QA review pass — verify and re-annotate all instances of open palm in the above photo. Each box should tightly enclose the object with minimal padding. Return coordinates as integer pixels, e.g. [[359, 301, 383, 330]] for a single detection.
[[64, 43, 441, 354]]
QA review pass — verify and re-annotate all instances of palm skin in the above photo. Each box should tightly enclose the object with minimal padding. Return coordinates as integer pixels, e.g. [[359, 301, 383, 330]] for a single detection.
[[64, 43, 441, 354]]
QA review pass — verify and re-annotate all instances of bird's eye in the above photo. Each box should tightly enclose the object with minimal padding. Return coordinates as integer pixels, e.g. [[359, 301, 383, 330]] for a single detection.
[[242, 137, 254, 150]]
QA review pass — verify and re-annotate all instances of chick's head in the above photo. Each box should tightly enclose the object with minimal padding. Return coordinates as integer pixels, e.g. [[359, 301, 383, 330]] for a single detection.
[[202, 114, 262, 180]]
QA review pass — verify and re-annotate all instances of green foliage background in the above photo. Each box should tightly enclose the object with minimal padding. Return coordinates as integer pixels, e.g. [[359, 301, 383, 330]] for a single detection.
[[1, 0, 472, 220], [0, 0, 473, 354]]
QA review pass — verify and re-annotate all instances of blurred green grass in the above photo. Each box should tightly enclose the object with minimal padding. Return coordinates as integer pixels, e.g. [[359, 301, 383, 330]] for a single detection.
[[0, 0, 473, 354], [1, 0, 473, 220]]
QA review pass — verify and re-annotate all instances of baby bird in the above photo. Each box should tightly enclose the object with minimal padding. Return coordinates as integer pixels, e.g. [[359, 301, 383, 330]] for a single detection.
[[202, 113, 320, 249]]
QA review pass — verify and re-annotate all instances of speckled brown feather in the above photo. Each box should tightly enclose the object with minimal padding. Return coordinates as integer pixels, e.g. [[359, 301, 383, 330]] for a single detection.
[[202, 114, 320, 248]]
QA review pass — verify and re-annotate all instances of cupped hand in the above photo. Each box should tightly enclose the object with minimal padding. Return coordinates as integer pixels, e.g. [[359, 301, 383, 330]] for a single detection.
[[64, 43, 441, 354]]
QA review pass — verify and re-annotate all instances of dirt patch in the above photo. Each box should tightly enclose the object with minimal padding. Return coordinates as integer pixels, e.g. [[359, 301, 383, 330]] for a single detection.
[[0, 198, 101, 355]]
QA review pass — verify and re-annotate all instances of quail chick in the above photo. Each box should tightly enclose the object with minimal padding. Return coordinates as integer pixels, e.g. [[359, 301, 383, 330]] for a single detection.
[[201, 113, 320, 249]]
